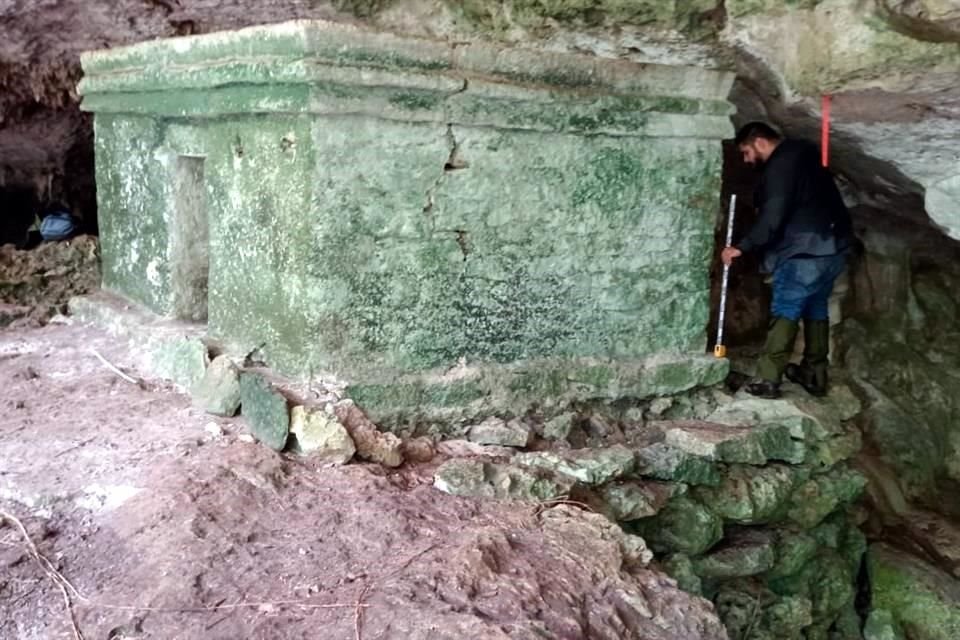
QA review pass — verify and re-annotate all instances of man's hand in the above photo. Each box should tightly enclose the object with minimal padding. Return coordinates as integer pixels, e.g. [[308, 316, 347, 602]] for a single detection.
[[721, 246, 742, 266]]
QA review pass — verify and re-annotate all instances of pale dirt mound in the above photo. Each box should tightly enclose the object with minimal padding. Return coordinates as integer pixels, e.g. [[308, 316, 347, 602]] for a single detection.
[[0, 323, 727, 640], [0, 235, 100, 328]]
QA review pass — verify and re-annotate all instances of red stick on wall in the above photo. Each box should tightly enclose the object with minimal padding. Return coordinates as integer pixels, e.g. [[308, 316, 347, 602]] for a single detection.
[[821, 94, 831, 168]]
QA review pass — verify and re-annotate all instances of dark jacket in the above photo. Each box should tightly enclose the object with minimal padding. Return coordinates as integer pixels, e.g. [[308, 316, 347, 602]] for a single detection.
[[736, 139, 853, 272]]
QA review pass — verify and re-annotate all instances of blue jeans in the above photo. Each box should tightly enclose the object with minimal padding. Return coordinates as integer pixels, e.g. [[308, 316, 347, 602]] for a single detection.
[[771, 253, 847, 321]]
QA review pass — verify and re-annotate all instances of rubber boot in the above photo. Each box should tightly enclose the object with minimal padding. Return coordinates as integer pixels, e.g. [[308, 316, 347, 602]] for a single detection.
[[749, 317, 799, 399], [786, 319, 830, 397]]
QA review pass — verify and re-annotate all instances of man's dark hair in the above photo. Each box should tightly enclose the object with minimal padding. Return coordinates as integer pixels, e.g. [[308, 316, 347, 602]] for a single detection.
[[735, 122, 782, 146]]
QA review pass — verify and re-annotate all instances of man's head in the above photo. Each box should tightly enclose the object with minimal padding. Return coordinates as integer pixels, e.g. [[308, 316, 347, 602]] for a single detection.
[[735, 122, 782, 167]]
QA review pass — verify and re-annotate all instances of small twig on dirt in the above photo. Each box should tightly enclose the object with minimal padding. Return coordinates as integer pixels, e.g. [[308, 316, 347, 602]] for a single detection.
[[354, 583, 370, 640], [740, 592, 764, 640], [1, 509, 85, 640], [89, 348, 139, 385], [533, 498, 595, 516]]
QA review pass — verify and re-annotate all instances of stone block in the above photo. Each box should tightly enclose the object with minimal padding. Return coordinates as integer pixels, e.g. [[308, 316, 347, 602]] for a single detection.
[[695, 464, 808, 525], [515, 445, 635, 485], [289, 405, 355, 465], [239, 370, 290, 451], [599, 480, 681, 521], [150, 336, 209, 390], [542, 412, 576, 441], [635, 442, 720, 486], [787, 467, 866, 529], [192, 354, 241, 416], [768, 529, 819, 580], [660, 420, 802, 465], [661, 554, 703, 595], [631, 496, 723, 556], [691, 529, 776, 579], [433, 459, 573, 502], [468, 416, 531, 447]]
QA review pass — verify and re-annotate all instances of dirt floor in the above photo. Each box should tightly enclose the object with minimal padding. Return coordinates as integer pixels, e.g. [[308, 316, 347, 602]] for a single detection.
[[0, 320, 726, 640]]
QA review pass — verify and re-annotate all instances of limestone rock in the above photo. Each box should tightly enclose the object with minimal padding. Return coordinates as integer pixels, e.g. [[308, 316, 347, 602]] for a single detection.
[[239, 370, 290, 451], [150, 336, 209, 390], [599, 480, 681, 521], [787, 467, 867, 529], [542, 412, 575, 441], [805, 427, 862, 469], [433, 459, 573, 502], [660, 419, 802, 465], [692, 529, 776, 580], [635, 442, 720, 486], [631, 496, 723, 556], [515, 445, 635, 485], [708, 397, 834, 441], [289, 405, 355, 464], [401, 436, 436, 463], [332, 400, 403, 467], [192, 354, 241, 416], [695, 464, 808, 525], [768, 529, 819, 580], [864, 609, 906, 640], [869, 542, 960, 640], [468, 416, 531, 447], [662, 554, 703, 595]]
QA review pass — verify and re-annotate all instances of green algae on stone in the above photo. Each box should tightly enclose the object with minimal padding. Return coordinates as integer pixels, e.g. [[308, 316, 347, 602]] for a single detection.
[[661, 420, 801, 465], [631, 495, 723, 555], [695, 464, 808, 525], [662, 553, 703, 595], [239, 370, 290, 451], [869, 542, 960, 640], [636, 442, 721, 486], [691, 529, 776, 579], [433, 458, 573, 501], [787, 466, 866, 529], [864, 608, 906, 640], [767, 529, 819, 580]]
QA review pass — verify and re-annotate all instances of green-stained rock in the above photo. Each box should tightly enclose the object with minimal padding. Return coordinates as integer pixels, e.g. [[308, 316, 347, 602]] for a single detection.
[[239, 370, 290, 451], [661, 420, 802, 465], [864, 608, 906, 640], [192, 354, 241, 416], [708, 396, 835, 441], [787, 466, 866, 528], [433, 458, 573, 501], [662, 553, 703, 595], [768, 549, 856, 628], [468, 416, 531, 447], [515, 445, 635, 485], [636, 442, 721, 486], [81, 20, 734, 433], [542, 412, 576, 441], [289, 405, 356, 464], [150, 336, 209, 390], [767, 529, 819, 580], [695, 464, 808, 525], [805, 426, 862, 469], [691, 529, 775, 579], [715, 586, 812, 640], [869, 542, 960, 640], [631, 495, 723, 555], [598, 480, 681, 521]]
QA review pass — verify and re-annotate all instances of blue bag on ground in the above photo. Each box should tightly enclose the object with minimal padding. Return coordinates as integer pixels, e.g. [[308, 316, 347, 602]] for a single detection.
[[40, 211, 77, 241]]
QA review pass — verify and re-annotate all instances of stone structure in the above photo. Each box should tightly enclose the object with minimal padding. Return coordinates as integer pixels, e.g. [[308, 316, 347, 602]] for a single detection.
[[79, 20, 735, 425]]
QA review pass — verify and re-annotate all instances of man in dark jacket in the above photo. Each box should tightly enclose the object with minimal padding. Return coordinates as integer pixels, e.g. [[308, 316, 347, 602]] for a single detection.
[[721, 122, 853, 398]]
